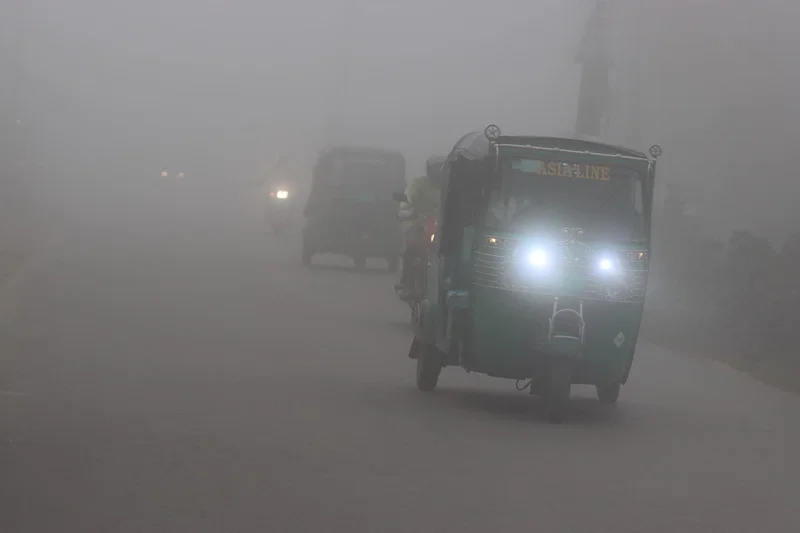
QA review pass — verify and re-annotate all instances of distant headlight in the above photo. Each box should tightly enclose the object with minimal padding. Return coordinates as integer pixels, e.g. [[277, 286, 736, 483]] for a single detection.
[[276, 190, 289, 199], [176, 172, 185, 179], [160, 171, 169, 178]]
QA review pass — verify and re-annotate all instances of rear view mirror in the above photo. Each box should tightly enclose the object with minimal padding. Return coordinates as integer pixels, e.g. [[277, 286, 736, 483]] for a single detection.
[[392, 192, 408, 203]]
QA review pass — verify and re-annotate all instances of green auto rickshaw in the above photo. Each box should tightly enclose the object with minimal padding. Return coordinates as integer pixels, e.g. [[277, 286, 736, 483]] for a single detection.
[[303, 146, 406, 271], [408, 125, 661, 423]]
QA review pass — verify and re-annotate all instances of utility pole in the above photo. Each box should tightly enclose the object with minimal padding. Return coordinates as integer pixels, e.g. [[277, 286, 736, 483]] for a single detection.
[[325, 0, 356, 145], [574, 0, 611, 138], [629, 45, 642, 149], [1, 0, 30, 244]]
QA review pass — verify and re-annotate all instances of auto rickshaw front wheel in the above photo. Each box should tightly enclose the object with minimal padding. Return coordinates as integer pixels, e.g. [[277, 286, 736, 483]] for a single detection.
[[596, 382, 621, 405], [415, 344, 442, 392], [542, 362, 572, 424]]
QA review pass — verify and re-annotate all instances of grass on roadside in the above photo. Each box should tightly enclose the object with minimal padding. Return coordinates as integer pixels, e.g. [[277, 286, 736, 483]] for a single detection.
[[641, 311, 800, 395]]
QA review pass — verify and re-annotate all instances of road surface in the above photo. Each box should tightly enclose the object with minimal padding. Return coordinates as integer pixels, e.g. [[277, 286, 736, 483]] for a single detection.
[[1, 185, 798, 532]]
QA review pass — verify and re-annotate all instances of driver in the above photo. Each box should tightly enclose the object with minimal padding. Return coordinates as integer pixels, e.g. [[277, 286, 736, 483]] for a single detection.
[[395, 155, 446, 299]]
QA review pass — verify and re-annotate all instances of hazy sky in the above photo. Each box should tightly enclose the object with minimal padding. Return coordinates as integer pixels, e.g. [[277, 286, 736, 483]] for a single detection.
[[19, 0, 587, 175], [7, 0, 800, 239]]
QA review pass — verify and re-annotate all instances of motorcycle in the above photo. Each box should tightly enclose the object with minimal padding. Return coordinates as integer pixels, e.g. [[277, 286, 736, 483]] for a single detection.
[[266, 188, 294, 235]]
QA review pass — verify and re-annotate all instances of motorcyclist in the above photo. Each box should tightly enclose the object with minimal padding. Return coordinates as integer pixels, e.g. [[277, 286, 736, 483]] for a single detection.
[[395, 155, 446, 299], [249, 156, 303, 207]]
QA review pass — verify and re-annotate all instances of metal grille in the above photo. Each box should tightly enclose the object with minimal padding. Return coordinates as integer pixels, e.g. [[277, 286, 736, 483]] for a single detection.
[[473, 235, 648, 303]]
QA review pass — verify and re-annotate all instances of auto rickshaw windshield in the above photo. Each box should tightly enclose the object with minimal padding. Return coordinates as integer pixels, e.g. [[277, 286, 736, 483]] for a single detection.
[[485, 156, 646, 240]]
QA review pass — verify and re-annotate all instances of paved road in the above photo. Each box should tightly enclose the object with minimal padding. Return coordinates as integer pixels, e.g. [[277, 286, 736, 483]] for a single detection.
[[1, 189, 798, 532]]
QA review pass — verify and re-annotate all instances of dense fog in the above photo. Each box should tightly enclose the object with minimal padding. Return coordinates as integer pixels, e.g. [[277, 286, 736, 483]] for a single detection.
[[4, 1, 798, 237], [2, 0, 799, 380]]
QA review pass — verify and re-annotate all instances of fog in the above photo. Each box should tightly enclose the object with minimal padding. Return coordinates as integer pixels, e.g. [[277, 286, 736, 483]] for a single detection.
[[3, 2, 800, 530], [4, 0, 795, 241], [9, 1, 584, 183]]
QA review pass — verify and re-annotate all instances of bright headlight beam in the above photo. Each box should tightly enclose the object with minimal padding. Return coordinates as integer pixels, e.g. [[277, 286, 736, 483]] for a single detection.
[[276, 190, 289, 199], [599, 258, 614, 271], [528, 249, 548, 268]]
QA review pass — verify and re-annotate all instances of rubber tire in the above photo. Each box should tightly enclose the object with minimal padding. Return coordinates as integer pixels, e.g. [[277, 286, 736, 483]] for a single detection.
[[353, 256, 367, 271], [543, 363, 572, 424], [596, 382, 621, 405], [415, 345, 442, 392], [387, 256, 400, 273]]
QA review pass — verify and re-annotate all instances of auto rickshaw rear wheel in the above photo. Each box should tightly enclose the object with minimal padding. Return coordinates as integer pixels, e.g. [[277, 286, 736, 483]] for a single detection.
[[416, 344, 442, 392], [596, 382, 620, 405], [542, 362, 571, 424]]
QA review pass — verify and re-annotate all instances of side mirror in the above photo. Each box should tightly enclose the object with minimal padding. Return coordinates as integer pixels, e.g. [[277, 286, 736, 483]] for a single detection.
[[392, 192, 408, 203]]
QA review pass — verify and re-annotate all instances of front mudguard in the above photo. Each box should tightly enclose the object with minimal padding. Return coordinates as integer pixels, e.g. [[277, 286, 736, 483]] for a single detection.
[[537, 336, 584, 360]]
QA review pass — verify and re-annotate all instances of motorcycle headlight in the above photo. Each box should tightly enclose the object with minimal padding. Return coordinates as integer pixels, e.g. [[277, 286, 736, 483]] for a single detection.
[[276, 190, 289, 199]]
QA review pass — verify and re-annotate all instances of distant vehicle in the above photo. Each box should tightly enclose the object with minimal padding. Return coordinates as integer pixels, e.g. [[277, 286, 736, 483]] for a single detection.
[[158, 170, 186, 180], [303, 146, 405, 271], [406, 124, 662, 423], [266, 183, 297, 235]]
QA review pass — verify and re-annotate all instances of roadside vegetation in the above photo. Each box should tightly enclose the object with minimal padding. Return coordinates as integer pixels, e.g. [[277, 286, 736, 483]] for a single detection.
[[643, 188, 800, 393]]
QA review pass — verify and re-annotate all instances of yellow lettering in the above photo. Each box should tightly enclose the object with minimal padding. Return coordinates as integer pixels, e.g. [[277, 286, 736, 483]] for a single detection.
[[535, 162, 613, 180]]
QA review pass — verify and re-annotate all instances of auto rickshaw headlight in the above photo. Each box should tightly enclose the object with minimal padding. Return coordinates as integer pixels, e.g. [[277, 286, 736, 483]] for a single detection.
[[598, 257, 614, 271], [527, 248, 549, 268], [596, 252, 622, 274], [276, 190, 289, 199]]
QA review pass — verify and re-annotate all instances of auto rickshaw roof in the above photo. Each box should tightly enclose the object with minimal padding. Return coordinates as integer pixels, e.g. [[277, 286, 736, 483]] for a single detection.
[[496, 136, 648, 160], [447, 133, 648, 162], [447, 131, 493, 161]]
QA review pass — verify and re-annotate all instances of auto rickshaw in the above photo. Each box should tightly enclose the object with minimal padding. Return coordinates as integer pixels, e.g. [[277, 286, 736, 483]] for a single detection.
[[408, 125, 661, 422], [303, 146, 406, 270]]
